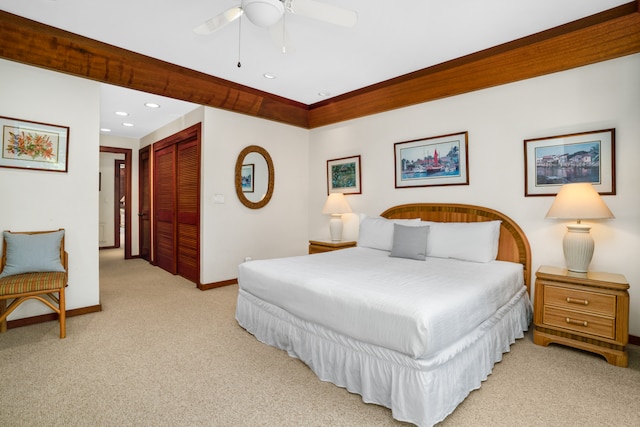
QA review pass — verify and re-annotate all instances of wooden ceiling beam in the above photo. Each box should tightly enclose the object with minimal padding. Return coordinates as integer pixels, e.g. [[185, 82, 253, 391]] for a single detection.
[[308, 2, 640, 128], [0, 11, 309, 128], [0, 3, 638, 130]]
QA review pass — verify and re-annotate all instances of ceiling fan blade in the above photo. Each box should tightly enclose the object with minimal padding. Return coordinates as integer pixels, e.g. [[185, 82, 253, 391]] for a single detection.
[[193, 6, 243, 35], [287, 0, 357, 28]]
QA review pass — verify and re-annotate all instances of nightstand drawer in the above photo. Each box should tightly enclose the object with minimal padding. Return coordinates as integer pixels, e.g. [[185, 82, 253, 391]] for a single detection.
[[543, 306, 615, 339], [543, 284, 615, 316]]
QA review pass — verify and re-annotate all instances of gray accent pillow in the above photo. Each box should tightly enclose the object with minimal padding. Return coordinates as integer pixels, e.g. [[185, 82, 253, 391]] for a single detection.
[[0, 230, 65, 278], [389, 223, 430, 261]]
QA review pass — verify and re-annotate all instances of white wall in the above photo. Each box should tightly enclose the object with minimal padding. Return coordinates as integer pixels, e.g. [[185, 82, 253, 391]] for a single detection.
[[141, 107, 204, 147], [309, 54, 640, 336], [200, 108, 309, 283], [0, 59, 100, 318]]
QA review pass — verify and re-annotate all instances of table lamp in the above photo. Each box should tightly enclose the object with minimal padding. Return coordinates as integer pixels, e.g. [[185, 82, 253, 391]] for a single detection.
[[322, 193, 352, 242], [545, 183, 614, 273]]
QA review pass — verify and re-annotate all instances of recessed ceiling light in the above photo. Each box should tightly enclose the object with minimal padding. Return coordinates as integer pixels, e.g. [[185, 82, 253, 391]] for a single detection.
[[115, 111, 129, 116], [100, 128, 111, 132], [318, 91, 331, 97], [263, 73, 277, 79], [122, 122, 134, 127], [145, 102, 160, 108]]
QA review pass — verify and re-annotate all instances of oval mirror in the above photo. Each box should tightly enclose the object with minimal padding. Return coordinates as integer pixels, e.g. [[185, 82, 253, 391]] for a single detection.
[[235, 145, 274, 209]]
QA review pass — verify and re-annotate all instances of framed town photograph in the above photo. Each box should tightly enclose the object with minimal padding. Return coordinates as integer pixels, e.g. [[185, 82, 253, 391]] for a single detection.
[[524, 128, 615, 196], [394, 131, 469, 188], [241, 164, 254, 193], [0, 116, 69, 172], [327, 155, 361, 194]]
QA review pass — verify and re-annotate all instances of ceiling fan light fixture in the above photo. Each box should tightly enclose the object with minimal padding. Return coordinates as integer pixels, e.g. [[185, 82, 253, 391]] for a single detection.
[[242, 0, 284, 27]]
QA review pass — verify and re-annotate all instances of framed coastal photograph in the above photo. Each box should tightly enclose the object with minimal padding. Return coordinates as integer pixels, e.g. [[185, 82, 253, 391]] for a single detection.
[[241, 163, 254, 193], [524, 129, 615, 196], [0, 116, 69, 172], [394, 131, 469, 188], [327, 155, 361, 194]]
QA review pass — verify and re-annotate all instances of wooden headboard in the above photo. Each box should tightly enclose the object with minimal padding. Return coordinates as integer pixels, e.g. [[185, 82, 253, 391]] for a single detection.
[[380, 203, 532, 292]]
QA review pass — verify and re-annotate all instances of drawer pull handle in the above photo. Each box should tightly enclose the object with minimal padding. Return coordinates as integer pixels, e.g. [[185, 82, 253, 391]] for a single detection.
[[566, 297, 588, 306], [566, 317, 588, 327]]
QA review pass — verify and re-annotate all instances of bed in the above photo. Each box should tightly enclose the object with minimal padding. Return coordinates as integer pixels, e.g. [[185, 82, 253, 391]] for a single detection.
[[236, 203, 532, 426]]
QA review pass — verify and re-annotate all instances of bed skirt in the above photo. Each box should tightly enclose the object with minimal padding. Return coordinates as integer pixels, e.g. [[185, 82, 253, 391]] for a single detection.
[[236, 288, 532, 427]]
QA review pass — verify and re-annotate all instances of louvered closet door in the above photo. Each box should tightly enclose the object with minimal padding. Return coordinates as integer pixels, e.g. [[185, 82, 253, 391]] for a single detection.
[[154, 144, 177, 274], [176, 139, 200, 283], [151, 123, 201, 284]]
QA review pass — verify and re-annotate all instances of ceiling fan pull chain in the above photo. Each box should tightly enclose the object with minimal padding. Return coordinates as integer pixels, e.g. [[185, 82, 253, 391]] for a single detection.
[[281, 13, 286, 53], [237, 14, 242, 67]]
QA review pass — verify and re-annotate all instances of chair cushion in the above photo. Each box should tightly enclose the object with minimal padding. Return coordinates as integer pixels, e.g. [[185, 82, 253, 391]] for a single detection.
[[0, 230, 65, 278], [0, 271, 67, 295]]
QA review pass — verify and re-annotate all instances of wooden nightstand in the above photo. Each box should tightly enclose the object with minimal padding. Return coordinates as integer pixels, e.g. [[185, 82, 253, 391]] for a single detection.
[[308, 240, 357, 254], [533, 265, 629, 367]]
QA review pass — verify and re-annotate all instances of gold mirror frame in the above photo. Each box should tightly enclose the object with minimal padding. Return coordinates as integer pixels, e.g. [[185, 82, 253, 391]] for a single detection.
[[235, 145, 274, 209]]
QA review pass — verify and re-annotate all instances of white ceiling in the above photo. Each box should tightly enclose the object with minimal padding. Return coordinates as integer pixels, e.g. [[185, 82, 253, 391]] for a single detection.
[[98, 85, 199, 140], [0, 0, 628, 138]]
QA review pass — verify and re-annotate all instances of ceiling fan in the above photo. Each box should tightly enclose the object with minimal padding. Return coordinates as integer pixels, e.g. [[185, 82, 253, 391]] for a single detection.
[[193, 0, 358, 36]]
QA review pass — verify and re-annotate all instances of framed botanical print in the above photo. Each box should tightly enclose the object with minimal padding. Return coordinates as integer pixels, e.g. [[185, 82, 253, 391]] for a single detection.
[[0, 116, 69, 172]]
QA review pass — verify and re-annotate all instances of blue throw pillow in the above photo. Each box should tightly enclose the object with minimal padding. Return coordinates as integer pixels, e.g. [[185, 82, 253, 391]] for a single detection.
[[0, 230, 65, 278]]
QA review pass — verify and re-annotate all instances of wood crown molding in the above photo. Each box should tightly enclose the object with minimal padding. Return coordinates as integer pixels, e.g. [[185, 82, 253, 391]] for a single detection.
[[0, 3, 639, 129], [308, 2, 640, 127]]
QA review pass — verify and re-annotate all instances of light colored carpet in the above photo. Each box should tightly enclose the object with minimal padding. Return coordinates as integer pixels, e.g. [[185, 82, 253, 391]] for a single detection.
[[0, 248, 638, 426]]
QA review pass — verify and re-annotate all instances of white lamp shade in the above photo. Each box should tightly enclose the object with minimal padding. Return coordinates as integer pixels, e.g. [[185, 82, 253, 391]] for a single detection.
[[322, 193, 352, 215], [545, 183, 614, 220]]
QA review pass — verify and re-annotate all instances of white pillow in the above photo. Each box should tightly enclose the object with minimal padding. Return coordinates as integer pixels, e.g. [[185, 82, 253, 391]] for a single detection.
[[357, 215, 421, 251], [427, 221, 501, 263]]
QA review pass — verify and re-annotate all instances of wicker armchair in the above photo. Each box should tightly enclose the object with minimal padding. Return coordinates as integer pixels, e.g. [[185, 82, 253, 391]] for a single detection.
[[0, 229, 68, 338]]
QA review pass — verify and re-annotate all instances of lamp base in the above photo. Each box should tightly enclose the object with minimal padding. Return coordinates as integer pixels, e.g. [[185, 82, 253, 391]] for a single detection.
[[328, 214, 343, 242], [563, 223, 594, 273]]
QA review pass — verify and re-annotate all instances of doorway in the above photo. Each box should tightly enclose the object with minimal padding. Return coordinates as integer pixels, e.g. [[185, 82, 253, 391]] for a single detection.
[[114, 159, 126, 248], [99, 146, 132, 259]]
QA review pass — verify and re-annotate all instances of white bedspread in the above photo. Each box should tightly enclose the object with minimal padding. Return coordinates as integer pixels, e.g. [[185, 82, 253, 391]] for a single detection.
[[237, 247, 524, 359]]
